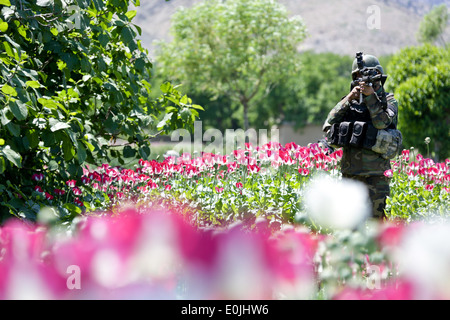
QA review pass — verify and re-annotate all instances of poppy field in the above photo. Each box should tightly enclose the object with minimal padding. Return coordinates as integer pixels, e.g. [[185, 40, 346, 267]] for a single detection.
[[1, 142, 449, 300]]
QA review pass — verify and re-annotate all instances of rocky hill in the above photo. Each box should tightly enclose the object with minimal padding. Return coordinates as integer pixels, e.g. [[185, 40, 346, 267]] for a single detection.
[[132, 0, 449, 58]]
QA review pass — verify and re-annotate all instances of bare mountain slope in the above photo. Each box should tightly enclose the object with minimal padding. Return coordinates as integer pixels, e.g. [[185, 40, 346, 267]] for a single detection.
[[132, 0, 449, 58]]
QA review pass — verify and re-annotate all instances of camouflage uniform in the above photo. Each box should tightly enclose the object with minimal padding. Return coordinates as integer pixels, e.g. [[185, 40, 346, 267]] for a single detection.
[[323, 81, 398, 220]]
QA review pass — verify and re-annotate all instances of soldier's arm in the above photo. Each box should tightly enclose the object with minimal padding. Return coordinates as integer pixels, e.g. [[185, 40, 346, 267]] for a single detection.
[[364, 89, 398, 129], [322, 97, 352, 132]]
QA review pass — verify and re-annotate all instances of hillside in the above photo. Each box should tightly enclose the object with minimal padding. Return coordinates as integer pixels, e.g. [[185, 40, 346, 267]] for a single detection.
[[132, 0, 449, 58]]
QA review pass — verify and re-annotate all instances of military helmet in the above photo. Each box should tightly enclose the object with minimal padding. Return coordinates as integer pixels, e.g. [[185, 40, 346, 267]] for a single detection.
[[351, 53, 384, 77]]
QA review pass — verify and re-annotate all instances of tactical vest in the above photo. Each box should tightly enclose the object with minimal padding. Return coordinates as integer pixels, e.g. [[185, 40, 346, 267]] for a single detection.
[[328, 96, 396, 150]]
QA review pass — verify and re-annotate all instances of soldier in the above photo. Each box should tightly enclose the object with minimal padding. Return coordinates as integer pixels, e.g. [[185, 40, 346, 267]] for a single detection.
[[322, 53, 400, 220]]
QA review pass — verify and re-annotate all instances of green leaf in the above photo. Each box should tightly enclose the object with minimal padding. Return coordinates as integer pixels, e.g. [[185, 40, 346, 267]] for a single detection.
[[1, 84, 17, 96], [0, 0, 11, 6], [191, 104, 205, 111], [76, 141, 87, 163], [26, 80, 41, 88], [0, 20, 8, 32], [9, 101, 28, 121], [157, 112, 173, 130], [36, 0, 53, 7], [2, 41, 14, 58], [0, 156, 5, 174], [125, 10, 137, 20], [1, 146, 22, 168], [123, 145, 136, 158], [62, 135, 74, 161], [49, 118, 71, 132]]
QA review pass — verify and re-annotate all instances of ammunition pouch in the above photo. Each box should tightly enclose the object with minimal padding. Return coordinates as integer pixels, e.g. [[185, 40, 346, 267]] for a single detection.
[[338, 122, 353, 147], [349, 121, 367, 147], [329, 123, 340, 146], [327, 121, 385, 152], [371, 128, 403, 159]]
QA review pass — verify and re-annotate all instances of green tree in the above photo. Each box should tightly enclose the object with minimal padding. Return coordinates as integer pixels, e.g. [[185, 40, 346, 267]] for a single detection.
[[249, 51, 353, 129], [386, 44, 450, 160], [155, 0, 307, 131], [0, 0, 198, 221], [417, 4, 448, 47]]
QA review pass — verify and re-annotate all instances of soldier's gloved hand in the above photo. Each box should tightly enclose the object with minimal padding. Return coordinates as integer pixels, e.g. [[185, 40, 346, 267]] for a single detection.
[[360, 81, 375, 96], [347, 86, 361, 101]]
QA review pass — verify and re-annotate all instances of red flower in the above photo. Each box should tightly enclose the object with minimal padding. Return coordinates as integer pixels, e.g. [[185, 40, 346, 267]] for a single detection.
[[45, 192, 53, 200], [236, 182, 243, 189], [165, 184, 172, 191], [72, 187, 82, 196], [34, 185, 43, 193]]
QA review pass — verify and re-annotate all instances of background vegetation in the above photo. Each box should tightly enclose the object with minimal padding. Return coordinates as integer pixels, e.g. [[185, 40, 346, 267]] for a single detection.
[[0, 0, 448, 223]]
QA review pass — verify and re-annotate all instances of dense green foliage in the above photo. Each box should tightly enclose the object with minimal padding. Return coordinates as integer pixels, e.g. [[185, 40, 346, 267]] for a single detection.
[[386, 44, 450, 160], [0, 0, 198, 221]]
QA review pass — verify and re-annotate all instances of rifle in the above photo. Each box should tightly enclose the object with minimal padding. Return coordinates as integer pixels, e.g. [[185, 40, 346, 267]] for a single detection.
[[351, 52, 387, 103]]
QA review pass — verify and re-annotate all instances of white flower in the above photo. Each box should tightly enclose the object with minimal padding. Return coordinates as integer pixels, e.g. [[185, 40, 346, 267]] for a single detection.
[[396, 221, 450, 299], [304, 174, 371, 230]]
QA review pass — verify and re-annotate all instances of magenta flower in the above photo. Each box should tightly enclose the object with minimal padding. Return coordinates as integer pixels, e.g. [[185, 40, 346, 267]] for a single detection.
[[215, 186, 224, 193], [384, 169, 394, 178], [45, 192, 53, 200], [32, 173, 44, 181], [165, 184, 172, 191], [116, 192, 124, 199], [74, 197, 84, 206], [298, 168, 309, 176], [81, 176, 90, 184], [66, 180, 76, 188], [54, 189, 65, 196], [72, 187, 82, 196], [236, 182, 243, 189], [34, 185, 43, 193]]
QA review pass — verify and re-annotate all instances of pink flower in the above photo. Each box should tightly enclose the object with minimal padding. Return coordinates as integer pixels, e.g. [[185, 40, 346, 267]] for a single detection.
[[236, 182, 243, 189], [116, 192, 124, 199], [401, 149, 410, 161], [54, 189, 65, 196], [45, 192, 53, 200], [384, 169, 393, 178], [165, 184, 172, 191], [81, 176, 90, 184], [247, 164, 261, 174], [72, 187, 82, 196], [66, 180, 76, 188], [298, 167, 309, 176], [215, 186, 224, 193], [34, 185, 43, 193], [32, 173, 44, 181], [74, 197, 84, 206], [425, 184, 434, 191]]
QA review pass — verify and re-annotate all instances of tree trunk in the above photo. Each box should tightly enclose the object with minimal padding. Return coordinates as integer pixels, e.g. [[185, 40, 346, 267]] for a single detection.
[[242, 98, 249, 132]]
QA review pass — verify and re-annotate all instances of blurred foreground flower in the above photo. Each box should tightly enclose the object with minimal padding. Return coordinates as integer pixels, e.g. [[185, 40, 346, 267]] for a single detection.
[[396, 220, 450, 299], [0, 208, 319, 300], [304, 175, 371, 231]]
